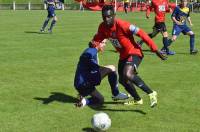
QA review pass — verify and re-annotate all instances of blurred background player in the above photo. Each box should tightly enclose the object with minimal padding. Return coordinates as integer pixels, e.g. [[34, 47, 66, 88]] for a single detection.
[[138, 0, 175, 55], [167, 0, 198, 54], [74, 40, 129, 108], [40, 0, 58, 33], [91, 5, 167, 107], [123, 0, 130, 14]]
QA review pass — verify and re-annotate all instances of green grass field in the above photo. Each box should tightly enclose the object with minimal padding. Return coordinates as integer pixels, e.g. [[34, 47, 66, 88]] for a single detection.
[[0, 10, 200, 132]]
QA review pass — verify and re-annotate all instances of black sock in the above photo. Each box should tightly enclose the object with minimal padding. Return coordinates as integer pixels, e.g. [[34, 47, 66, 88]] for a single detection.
[[190, 34, 195, 51], [49, 20, 56, 31], [131, 75, 153, 94], [163, 37, 169, 51], [42, 19, 49, 30], [168, 38, 173, 47], [108, 72, 119, 96], [120, 81, 141, 101]]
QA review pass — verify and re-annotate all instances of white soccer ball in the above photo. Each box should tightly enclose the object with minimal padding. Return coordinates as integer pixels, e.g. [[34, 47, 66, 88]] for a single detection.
[[91, 112, 111, 131]]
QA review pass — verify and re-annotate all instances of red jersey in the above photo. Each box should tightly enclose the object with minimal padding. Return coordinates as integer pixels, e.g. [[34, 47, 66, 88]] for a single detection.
[[146, 0, 170, 23], [92, 19, 158, 60]]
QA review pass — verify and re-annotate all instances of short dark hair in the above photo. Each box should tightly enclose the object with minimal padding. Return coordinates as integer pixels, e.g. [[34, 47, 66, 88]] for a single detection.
[[180, 0, 187, 2], [102, 5, 114, 14]]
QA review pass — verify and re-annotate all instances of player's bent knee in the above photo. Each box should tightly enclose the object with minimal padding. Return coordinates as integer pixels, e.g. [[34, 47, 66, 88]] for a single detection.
[[172, 36, 176, 41], [54, 17, 58, 21], [190, 34, 195, 37], [105, 65, 116, 72]]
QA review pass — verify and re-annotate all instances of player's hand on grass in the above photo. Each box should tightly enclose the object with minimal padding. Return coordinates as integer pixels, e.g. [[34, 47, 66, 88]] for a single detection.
[[156, 50, 167, 60]]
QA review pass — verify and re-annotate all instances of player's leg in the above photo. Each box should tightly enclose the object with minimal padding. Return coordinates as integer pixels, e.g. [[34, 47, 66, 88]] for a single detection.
[[123, 55, 157, 107], [90, 89, 104, 105], [149, 25, 160, 38], [40, 17, 50, 32], [118, 59, 142, 105], [99, 65, 129, 100], [124, 3, 128, 14], [161, 31, 175, 55], [158, 22, 175, 55], [49, 15, 57, 33], [184, 27, 198, 54], [75, 85, 104, 107], [121, 80, 143, 105], [138, 25, 159, 46], [167, 24, 182, 50], [169, 24, 179, 42]]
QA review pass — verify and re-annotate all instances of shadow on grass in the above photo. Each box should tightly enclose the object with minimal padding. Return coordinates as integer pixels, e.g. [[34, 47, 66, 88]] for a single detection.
[[34, 92, 78, 104], [24, 31, 49, 34], [82, 127, 96, 132], [34, 92, 146, 114]]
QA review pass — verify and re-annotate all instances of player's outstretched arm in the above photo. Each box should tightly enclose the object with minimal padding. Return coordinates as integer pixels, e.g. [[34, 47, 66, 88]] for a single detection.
[[136, 28, 157, 51], [135, 28, 167, 60], [187, 17, 193, 26]]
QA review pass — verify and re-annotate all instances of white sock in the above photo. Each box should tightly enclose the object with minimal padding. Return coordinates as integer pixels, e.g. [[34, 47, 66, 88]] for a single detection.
[[81, 98, 87, 107]]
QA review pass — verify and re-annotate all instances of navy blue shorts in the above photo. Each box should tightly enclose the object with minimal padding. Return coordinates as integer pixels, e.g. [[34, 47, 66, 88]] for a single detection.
[[172, 24, 191, 36], [75, 82, 96, 97], [75, 72, 101, 97]]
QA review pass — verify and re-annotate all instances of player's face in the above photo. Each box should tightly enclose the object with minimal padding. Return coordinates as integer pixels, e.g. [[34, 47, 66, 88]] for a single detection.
[[102, 10, 115, 27], [181, 0, 187, 7]]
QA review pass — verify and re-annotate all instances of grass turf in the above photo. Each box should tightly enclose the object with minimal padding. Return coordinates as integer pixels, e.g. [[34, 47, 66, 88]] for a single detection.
[[0, 10, 200, 131]]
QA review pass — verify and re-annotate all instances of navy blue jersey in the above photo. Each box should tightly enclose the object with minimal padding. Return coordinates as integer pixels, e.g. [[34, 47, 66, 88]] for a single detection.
[[46, 0, 56, 18], [171, 5, 190, 25], [47, 0, 55, 3], [74, 48, 101, 89]]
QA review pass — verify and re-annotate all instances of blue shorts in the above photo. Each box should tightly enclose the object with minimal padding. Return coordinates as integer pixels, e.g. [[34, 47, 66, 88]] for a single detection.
[[172, 24, 191, 36], [75, 84, 96, 97], [47, 5, 56, 18], [74, 71, 101, 97]]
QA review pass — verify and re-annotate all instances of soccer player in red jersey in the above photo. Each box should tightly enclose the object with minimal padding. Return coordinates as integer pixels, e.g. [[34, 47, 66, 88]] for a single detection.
[[90, 5, 167, 107], [139, 0, 175, 55]]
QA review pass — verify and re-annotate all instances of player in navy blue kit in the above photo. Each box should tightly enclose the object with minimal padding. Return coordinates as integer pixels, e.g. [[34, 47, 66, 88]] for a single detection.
[[167, 0, 198, 54], [74, 40, 129, 108], [40, 0, 58, 33]]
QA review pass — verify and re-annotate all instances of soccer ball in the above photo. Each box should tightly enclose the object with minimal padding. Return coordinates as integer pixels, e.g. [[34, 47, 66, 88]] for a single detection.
[[91, 112, 111, 131]]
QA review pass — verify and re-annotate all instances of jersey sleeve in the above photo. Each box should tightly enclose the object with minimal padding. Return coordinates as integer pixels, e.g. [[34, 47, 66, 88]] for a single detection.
[[136, 29, 158, 52], [171, 6, 178, 18], [92, 24, 107, 44], [117, 19, 134, 35]]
